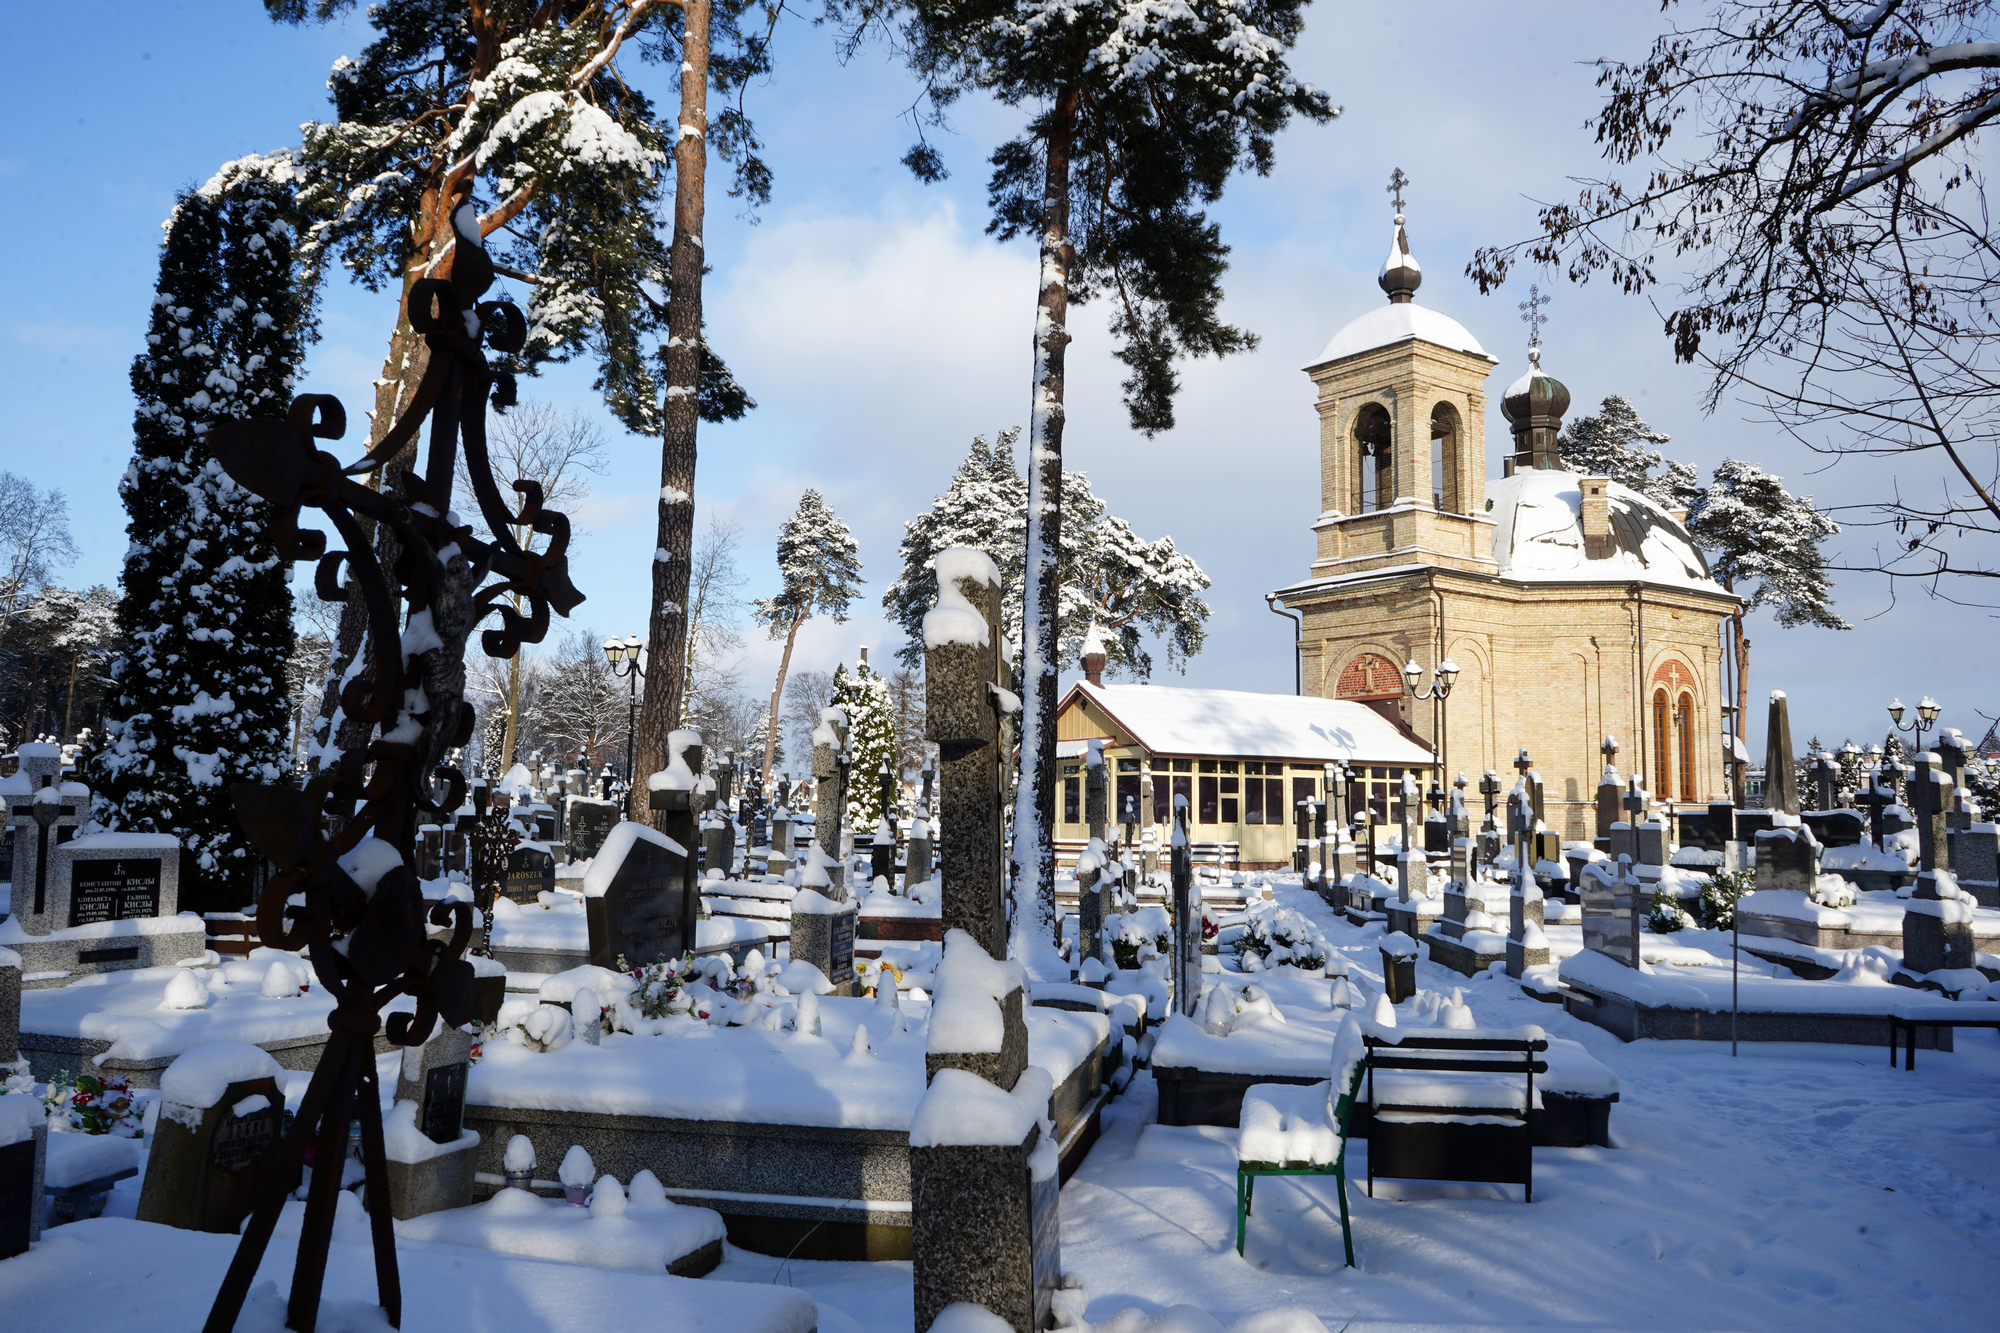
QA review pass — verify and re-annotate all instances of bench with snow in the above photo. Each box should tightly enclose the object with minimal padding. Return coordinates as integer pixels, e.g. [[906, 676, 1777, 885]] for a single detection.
[[1361, 1023, 1548, 1203], [42, 1130, 143, 1225], [1888, 998, 2000, 1070], [1235, 1053, 1368, 1266]]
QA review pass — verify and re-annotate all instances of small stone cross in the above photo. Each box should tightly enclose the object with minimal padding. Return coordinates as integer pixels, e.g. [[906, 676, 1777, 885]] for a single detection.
[[1514, 748, 1534, 777], [1623, 775, 1647, 823]]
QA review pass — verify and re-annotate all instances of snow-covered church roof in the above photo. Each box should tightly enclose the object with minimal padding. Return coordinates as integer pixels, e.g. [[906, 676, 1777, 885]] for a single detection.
[[1064, 682, 1435, 767], [1488, 468, 1722, 593], [1309, 302, 1489, 367]]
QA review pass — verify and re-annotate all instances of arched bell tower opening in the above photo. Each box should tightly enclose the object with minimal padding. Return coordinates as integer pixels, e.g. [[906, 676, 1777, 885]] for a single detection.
[[1354, 403, 1393, 512], [1431, 401, 1464, 514]]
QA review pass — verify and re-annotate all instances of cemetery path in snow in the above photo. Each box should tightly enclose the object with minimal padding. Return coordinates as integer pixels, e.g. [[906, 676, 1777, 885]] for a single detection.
[[1055, 880, 1999, 1332]]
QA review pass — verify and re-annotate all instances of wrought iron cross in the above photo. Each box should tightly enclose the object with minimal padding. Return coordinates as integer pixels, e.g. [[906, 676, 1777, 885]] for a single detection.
[[1387, 167, 1409, 214], [1518, 283, 1550, 351]]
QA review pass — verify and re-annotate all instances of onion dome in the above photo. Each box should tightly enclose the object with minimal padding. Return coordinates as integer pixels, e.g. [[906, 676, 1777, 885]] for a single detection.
[[1500, 348, 1571, 471], [1376, 214, 1422, 304]]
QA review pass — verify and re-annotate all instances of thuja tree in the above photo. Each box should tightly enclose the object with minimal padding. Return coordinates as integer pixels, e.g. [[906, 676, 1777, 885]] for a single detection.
[[95, 181, 305, 912], [831, 659, 898, 832], [867, 0, 1335, 953]]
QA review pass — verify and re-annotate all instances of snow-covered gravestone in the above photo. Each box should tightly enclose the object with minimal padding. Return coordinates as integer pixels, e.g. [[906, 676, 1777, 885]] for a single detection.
[[1578, 856, 1640, 970], [1170, 796, 1201, 1019], [1902, 753, 1976, 979], [136, 1042, 286, 1234], [792, 868, 858, 998], [813, 707, 851, 897], [4, 747, 199, 985], [385, 1022, 479, 1219], [648, 730, 707, 929], [565, 792, 618, 861], [911, 929, 1053, 1333], [925, 549, 1009, 956], [584, 821, 692, 970], [0, 1087, 46, 1259], [503, 843, 557, 905]]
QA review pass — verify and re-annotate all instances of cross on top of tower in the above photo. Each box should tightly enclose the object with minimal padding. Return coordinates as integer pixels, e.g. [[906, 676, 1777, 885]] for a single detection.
[[1519, 283, 1550, 352], [1601, 735, 1619, 762], [1386, 167, 1408, 217]]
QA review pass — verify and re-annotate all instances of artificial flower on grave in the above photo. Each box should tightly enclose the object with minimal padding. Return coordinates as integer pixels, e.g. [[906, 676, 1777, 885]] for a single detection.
[[47, 1071, 144, 1137]]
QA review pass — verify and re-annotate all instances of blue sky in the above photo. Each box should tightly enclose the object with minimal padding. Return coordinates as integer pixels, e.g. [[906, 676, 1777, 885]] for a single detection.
[[0, 1, 1982, 758]]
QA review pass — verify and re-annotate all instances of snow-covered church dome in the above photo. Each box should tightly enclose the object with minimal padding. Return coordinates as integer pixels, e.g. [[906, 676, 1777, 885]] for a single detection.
[[1307, 209, 1490, 366], [1486, 467, 1720, 591]]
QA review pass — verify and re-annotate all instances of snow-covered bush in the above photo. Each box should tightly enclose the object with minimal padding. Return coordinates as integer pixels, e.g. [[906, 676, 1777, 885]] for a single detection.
[[1237, 903, 1328, 973], [1699, 869, 1755, 931], [1646, 886, 1689, 934]]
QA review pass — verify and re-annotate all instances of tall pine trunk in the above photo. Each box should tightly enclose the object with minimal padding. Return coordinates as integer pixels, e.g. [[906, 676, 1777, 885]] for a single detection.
[[762, 604, 810, 793], [1009, 85, 1080, 957], [634, 0, 711, 826]]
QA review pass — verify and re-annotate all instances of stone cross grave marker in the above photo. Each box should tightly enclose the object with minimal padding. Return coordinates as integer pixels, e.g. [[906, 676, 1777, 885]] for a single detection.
[[1596, 735, 1623, 846], [1078, 740, 1109, 964], [871, 762, 899, 885], [924, 549, 1009, 956], [813, 708, 851, 897], [1902, 752, 1974, 975], [5, 745, 87, 929], [585, 823, 691, 969], [648, 730, 706, 928], [1476, 769, 1501, 875]]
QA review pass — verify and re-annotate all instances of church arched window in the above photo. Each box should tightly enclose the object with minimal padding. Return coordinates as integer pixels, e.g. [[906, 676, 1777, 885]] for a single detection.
[[1430, 402, 1462, 514], [1651, 689, 1671, 797], [1676, 691, 1696, 801], [1354, 403, 1392, 512]]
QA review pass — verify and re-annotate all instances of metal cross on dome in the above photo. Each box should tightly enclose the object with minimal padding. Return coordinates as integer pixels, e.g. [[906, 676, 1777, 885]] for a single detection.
[[1387, 167, 1409, 214], [1519, 283, 1550, 352]]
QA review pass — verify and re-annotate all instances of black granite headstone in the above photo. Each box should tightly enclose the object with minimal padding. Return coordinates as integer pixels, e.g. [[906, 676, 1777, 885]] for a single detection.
[[501, 846, 556, 905], [66, 857, 163, 927], [0, 1137, 36, 1259], [421, 1061, 468, 1145], [566, 800, 616, 860], [829, 910, 856, 985], [585, 832, 689, 969], [1802, 809, 1864, 849]]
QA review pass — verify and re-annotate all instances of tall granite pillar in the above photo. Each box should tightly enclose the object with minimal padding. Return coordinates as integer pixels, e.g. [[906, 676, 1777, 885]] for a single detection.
[[923, 549, 1009, 956]]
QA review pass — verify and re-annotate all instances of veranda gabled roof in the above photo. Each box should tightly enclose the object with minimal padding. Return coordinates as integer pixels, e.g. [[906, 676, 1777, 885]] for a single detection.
[[1061, 681, 1434, 767]]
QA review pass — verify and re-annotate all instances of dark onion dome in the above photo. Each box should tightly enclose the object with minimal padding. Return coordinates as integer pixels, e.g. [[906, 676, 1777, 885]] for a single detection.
[[1500, 347, 1571, 427], [1377, 214, 1422, 304]]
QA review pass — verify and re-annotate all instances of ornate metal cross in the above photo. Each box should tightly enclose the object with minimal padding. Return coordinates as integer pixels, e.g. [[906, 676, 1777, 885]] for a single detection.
[[1386, 167, 1409, 214], [1518, 283, 1550, 351]]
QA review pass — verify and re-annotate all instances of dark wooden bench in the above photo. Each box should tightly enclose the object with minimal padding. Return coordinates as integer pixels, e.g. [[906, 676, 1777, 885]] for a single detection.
[[1363, 1027, 1548, 1203], [1888, 1000, 2000, 1070]]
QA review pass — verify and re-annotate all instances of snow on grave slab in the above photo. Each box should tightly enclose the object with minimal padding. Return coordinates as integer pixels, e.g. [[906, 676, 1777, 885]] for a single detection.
[[389, 1173, 727, 1274], [17, 953, 416, 1086], [0, 1216, 818, 1333]]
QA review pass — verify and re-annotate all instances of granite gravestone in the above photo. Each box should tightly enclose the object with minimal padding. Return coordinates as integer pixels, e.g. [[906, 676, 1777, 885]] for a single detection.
[[565, 796, 618, 861], [137, 1051, 286, 1235], [813, 709, 851, 898], [13, 828, 196, 985], [790, 891, 859, 994], [1077, 739, 1109, 965], [1579, 856, 1641, 969], [502, 845, 556, 905], [386, 1024, 477, 1219], [0, 1095, 47, 1259], [584, 823, 691, 969], [1902, 753, 1975, 978]]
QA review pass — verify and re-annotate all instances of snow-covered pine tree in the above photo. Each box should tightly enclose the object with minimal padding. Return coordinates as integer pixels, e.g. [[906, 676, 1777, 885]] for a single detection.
[[884, 431, 1212, 677], [95, 178, 304, 913], [1557, 395, 1699, 510], [878, 0, 1335, 957], [1686, 459, 1848, 744], [833, 656, 899, 832], [751, 490, 863, 791]]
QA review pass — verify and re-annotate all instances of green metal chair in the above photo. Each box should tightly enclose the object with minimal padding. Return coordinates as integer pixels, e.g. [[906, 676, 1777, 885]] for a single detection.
[[1234, 1058, 1367, 1267]]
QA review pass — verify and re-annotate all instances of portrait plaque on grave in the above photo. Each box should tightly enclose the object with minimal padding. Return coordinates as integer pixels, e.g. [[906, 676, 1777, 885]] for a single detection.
[[421, 1061, 469, 1145], [67, 857, 163, 928], [585, 832, 688, 969]]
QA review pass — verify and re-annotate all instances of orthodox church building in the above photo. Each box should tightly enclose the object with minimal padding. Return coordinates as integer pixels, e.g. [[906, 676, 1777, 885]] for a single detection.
[[1268, 206, 1740, 839]]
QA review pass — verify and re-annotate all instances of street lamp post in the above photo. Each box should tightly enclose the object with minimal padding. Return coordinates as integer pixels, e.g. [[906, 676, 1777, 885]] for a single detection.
[[1888, 695, 1941, 741], [605, 634, 645, 787], [1404, 657, 1460, 792]]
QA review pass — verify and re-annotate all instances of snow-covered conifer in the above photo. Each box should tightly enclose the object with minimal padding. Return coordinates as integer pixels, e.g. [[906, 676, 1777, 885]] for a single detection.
[[1558, 396, 1698, 510], [1686, 459, 1847, 740], [884, 432, 1211, 678], [95, 178, 304, 912], [751, 491, 863, 791], [833, 658, 899, 831]]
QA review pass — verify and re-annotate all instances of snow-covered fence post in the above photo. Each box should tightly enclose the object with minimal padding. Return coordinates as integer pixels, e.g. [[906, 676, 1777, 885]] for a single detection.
[[1901, 752, 1976, 979], [813, 707, 850, 899], [924, 550, 1009, 956], [1170, 795, 1201, 1018], [910, 928, 1052, 1333]]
